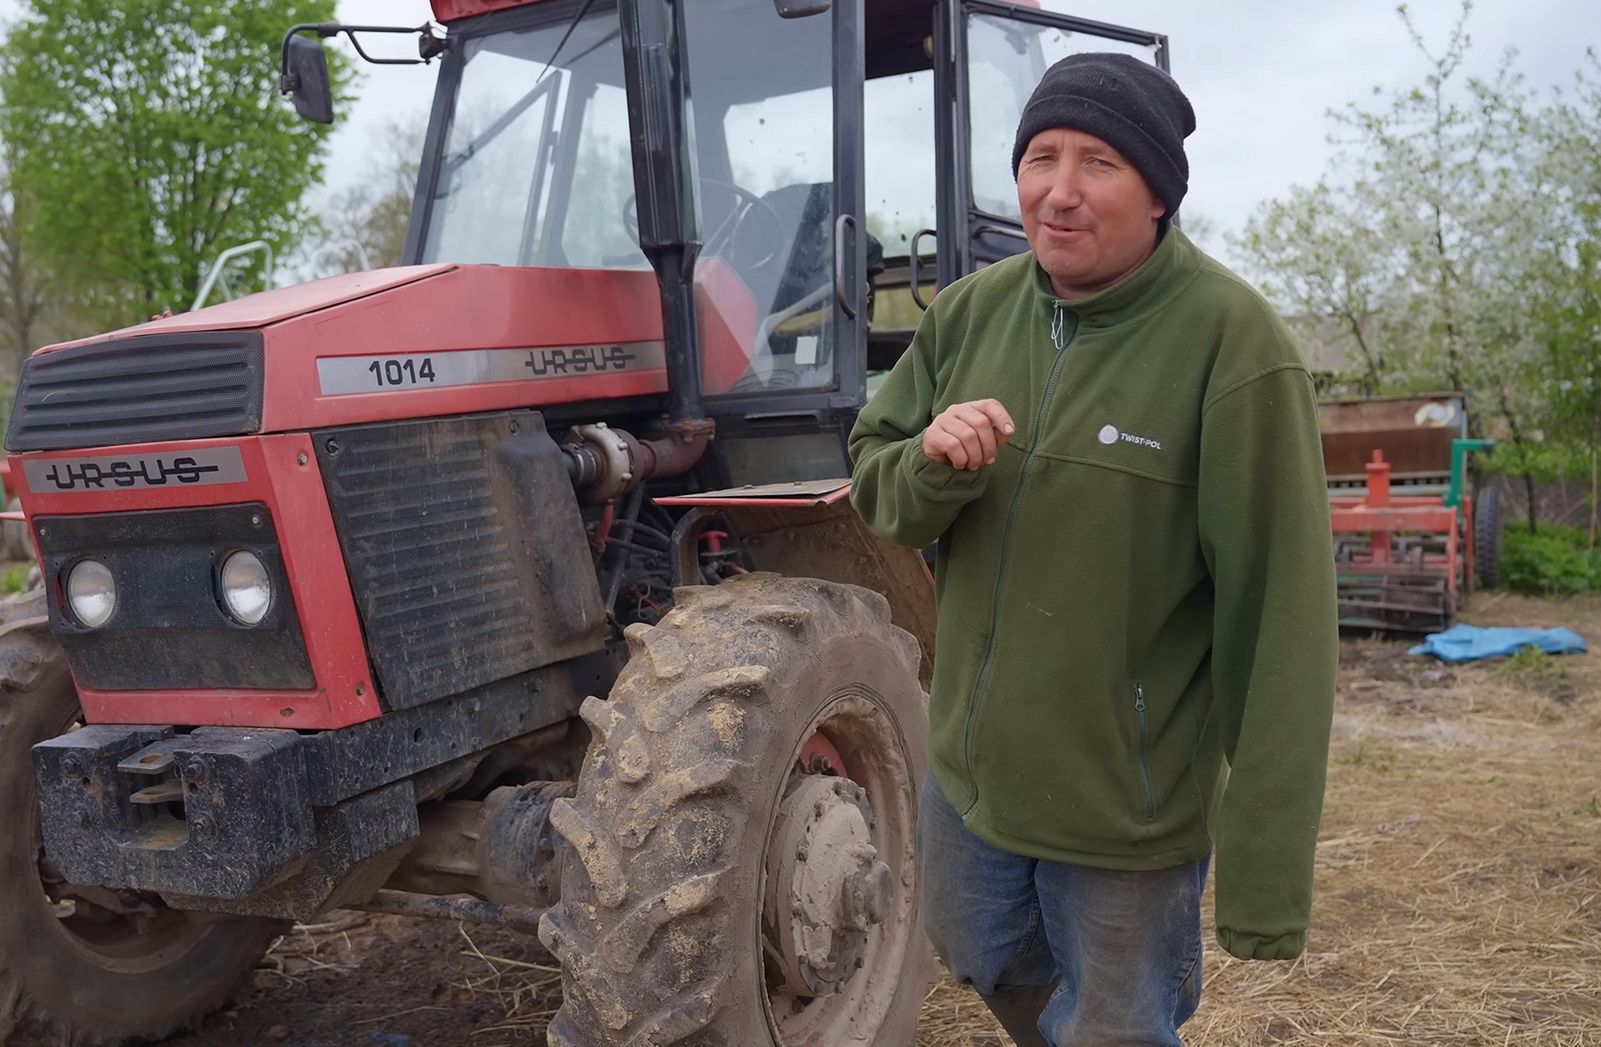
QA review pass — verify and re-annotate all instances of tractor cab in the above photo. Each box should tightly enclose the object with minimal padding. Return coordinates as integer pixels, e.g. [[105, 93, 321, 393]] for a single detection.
[[302, 0, 1170, 485]]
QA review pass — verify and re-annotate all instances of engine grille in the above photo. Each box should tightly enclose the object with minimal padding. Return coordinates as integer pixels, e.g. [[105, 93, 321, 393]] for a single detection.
[[315, 411, 606, 710], [7, 331, 264, 451]]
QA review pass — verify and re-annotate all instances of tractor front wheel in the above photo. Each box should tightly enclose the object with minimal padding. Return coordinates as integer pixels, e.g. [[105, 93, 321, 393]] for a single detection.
[[0, 589, 283, 1046], [540, 573, 930, 1046]]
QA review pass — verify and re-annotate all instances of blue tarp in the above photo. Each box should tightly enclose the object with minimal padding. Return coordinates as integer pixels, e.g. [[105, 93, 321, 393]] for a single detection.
[[1409, 625, 1588, 663]]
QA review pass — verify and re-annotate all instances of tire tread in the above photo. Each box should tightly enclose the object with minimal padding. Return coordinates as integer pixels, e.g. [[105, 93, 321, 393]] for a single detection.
[[539, 573, 926, 1047]]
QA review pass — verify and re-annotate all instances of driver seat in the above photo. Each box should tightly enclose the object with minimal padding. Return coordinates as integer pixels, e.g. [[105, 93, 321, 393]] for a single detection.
[[750, 182, 886, 323]]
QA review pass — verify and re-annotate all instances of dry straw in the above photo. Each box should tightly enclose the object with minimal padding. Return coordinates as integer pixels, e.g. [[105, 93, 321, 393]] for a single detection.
[[921, 593, 1601, 1045], [277, 594, 1598, 1045]]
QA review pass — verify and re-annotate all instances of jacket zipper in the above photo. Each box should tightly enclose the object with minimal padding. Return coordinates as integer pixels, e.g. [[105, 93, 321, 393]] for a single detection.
[[1134, 683, 1155, 821], [960, 300, 1077, 818]]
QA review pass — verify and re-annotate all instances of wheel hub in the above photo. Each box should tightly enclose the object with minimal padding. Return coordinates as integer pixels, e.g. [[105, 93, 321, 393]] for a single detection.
[[763, 774, 893, 998]]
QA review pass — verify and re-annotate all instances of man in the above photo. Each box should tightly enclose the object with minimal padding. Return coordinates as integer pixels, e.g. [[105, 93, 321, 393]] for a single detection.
[[848, 53, 1338, 1046]]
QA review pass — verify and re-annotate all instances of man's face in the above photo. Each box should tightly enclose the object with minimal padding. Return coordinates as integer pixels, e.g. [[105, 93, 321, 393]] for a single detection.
[[1016, 128, 1166, 299]]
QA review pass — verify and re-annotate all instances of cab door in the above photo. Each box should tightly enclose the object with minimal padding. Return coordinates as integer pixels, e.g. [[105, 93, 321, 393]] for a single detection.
[[676, 0, 869, 487], [678, 0, 865, 409], [934, 1, 1169, 285]]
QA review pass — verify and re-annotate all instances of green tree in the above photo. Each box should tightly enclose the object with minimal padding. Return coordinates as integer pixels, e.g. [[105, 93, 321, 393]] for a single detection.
[[1519, 54, 1601, 544], [1239, 3, 1549, 411], [0, 0, 351, 327], [0, 161, 51, 386], [1238, 184, 1398, 395], [299, 118, 426, 278], [1233, 2, 1600, 533]]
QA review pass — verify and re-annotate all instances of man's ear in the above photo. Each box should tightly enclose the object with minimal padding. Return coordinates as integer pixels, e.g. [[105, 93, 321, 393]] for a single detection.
[[1150, 194, 1168, 221]]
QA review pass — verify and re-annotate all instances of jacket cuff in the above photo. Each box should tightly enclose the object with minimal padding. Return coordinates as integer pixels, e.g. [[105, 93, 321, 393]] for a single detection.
[[904, 443, 990, 494], [1216, 927, 1305, 961]]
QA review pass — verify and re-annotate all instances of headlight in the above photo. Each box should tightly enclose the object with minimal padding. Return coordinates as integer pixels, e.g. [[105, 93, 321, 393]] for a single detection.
[[66, 560, 117, 629], [219, 551, 272, 625]]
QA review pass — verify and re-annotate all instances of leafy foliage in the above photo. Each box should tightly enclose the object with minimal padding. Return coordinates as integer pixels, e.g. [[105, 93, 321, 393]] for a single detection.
[[1482, 440, 1591, 486], [0, 0, 352, 328], [0, 566, 27, 595], [1231, 2, 1601, 539], [1501, 523, 1601, 595], [297, 118, 425, 279], [0, 157, 53, 389]]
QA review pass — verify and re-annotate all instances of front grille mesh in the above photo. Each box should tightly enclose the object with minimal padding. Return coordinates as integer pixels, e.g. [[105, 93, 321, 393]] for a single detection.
[[7, 332, 264, 451], [316, 412, 606, 710]]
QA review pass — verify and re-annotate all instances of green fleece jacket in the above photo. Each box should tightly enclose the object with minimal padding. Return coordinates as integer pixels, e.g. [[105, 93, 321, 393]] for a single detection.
[[849, 229, 1338, 961]]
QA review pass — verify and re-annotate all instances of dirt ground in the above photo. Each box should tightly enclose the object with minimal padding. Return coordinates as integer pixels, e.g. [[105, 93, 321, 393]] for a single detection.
[[154, 592, 1599, 1047]]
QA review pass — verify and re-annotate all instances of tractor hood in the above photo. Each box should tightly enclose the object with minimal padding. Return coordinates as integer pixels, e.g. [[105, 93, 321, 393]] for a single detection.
[[7, 265, 681, 453], [35, 266, 461, 350]]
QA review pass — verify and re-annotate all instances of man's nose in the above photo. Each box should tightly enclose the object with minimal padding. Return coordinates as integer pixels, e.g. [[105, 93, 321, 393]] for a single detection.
[[1043, 167, 1084, 210]]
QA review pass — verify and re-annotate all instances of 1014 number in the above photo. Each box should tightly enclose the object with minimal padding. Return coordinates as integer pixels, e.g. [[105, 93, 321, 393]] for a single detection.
[[367, 357, 437, 387]]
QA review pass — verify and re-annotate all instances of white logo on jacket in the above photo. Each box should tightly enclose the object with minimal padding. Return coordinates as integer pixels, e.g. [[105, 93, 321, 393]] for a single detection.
[[1098, 424, 1162, 451]]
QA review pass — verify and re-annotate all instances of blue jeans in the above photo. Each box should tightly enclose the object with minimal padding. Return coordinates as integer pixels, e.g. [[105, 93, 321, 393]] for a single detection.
[[920, 775, 1209, 1046]]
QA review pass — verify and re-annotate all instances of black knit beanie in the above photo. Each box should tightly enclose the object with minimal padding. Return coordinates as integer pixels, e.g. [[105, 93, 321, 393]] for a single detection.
[[1011, 52, 1196, 217]]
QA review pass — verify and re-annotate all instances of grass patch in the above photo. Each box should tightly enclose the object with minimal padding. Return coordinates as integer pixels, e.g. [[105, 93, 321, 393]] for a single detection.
[[1502, 523, 1601, 595], [0, 565, 29, 595]]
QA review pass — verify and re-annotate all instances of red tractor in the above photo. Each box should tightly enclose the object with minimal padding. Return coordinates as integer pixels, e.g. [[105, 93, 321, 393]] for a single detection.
[[0, 1, 1169, 1043]]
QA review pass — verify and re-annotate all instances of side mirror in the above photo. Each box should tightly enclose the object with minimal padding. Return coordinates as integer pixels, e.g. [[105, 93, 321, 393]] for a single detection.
[[282, 36, 334, 125], [774, 0, 831, 17]]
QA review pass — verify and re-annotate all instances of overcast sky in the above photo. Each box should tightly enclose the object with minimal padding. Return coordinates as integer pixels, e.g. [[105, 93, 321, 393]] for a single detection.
[[1, 0, 1595, 270]]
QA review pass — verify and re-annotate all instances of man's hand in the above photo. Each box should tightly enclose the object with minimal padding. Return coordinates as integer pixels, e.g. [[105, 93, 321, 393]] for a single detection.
[[922, 399, 1016, 471]]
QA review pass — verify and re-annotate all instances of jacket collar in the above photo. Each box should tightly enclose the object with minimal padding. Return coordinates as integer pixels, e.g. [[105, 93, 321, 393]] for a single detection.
[[1029, 226, 1202, 329]]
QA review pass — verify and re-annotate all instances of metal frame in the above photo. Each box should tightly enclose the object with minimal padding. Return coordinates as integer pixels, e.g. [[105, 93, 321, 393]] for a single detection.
[[1329, 449, 1479, 632], [832, 0, 868, 408], [193, 240, 274, 312], [536, 69, 598, 267], [406, 0, 870, 430], [690, 0, 868, 417], [403, 33, 461, 264], [404, 0, 606, 267]]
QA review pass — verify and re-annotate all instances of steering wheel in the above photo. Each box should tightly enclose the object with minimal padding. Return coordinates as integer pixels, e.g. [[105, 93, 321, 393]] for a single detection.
[[622, 178, 784, 272]]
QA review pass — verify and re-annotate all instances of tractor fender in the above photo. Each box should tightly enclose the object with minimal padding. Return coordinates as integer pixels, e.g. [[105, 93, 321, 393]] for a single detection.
[[658, 483, 936, 685]]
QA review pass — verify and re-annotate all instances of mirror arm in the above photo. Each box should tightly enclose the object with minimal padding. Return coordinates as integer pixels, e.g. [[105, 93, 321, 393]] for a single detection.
[[337, 24, 446, 67], [279, 21, 444, 94]]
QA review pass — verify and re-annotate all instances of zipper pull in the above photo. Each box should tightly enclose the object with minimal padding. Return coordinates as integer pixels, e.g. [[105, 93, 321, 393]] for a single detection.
[[1050, 300, 1066, 350], [1135, 683, 1146, 711]]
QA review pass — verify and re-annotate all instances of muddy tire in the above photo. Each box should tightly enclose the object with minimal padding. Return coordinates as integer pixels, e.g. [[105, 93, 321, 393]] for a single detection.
[[0, 589, 283, 1046], [540, 573, 930, 1046]]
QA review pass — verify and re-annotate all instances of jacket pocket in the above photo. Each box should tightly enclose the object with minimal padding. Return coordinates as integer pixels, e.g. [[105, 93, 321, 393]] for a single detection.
[[1134, 683, 1156, 822]]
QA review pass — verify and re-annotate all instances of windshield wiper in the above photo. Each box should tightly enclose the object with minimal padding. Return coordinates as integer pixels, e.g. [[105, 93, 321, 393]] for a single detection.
[[441, 0, 609, 177], [442, 72, 561, 175], [535, 0, 599, 88]]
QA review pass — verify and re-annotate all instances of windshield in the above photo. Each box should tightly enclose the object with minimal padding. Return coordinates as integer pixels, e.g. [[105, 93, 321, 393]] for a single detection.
[[421, 11, 646, 269], [968, 14, 1161, 221]]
